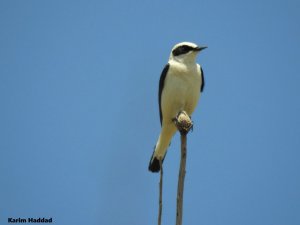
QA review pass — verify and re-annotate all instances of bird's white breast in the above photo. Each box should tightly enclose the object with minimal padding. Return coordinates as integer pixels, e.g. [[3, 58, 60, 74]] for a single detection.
[[161, 61, 201, 125]]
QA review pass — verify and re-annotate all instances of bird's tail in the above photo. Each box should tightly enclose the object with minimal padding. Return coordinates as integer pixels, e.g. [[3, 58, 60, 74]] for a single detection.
[[148, 146, 166, 173]]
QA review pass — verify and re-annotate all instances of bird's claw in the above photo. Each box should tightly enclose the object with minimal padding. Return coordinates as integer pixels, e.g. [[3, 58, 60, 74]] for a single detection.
[[172, 111, 193, 135]]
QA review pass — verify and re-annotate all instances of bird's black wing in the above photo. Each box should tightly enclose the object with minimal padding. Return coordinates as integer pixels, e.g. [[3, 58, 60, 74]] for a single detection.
[[158, 63, 170, 126], [200, 67, 205, 92]]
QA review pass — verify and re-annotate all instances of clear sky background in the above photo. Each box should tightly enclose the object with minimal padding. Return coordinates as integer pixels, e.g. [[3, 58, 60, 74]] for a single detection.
[[1, 0, 300, 225]]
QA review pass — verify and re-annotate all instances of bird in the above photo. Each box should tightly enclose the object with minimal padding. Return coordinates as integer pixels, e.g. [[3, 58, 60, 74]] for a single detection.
[[148, 42, 207, 173]]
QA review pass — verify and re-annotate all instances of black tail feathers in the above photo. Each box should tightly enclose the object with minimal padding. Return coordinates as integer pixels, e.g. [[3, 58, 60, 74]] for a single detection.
[[148, 156, 161, 173], [148, 149, 166, 173]]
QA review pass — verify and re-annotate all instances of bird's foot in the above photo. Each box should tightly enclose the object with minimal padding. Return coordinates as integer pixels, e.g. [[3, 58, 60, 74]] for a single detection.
[[172, 111, 193, 135]]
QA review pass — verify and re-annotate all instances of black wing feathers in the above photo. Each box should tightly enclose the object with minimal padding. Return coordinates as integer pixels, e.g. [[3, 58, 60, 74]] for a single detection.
[[158, 64, 170, 126], [200, 67, 205, 92]]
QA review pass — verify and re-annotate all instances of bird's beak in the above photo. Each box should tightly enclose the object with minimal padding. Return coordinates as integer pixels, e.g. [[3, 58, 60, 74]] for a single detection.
[[194, 46, 207, 52]]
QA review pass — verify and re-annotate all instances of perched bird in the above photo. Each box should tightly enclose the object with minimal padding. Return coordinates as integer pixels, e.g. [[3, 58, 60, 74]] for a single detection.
[[148, 42, 207, 173]]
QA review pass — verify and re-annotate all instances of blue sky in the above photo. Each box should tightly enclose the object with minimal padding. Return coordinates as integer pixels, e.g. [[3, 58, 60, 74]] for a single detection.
[[1, 0, 300, 225]]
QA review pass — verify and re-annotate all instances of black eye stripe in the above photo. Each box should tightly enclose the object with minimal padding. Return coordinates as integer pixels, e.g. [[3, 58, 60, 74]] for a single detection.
[[172, 45, 195, 56]]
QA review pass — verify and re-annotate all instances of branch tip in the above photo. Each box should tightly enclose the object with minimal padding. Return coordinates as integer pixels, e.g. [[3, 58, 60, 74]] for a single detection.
[[173, 111, 193, 135]]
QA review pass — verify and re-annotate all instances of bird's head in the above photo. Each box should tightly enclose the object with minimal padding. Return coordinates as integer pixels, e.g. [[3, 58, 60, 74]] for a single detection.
[[169, 42, 207, 64]]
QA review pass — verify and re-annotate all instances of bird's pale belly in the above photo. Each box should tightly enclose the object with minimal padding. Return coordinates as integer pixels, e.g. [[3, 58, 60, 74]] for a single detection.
[[161, 75, 200, 124]]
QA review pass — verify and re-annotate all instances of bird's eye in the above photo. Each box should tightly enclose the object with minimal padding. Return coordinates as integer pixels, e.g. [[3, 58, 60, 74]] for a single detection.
[[172, 45, 193, 56]]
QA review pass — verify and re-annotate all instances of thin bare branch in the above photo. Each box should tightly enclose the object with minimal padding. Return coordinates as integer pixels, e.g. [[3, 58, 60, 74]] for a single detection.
[[173, 111, 192, 225], [158, 158, 163, 225]]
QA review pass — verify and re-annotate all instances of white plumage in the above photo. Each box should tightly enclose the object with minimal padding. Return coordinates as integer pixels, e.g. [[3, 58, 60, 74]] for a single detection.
[[149, 42, 206, 172]]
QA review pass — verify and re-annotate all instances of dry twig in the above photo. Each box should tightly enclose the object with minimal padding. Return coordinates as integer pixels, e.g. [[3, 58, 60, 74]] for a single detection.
[[158, 158, 163, 225], [173, 111, 193, 225]]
